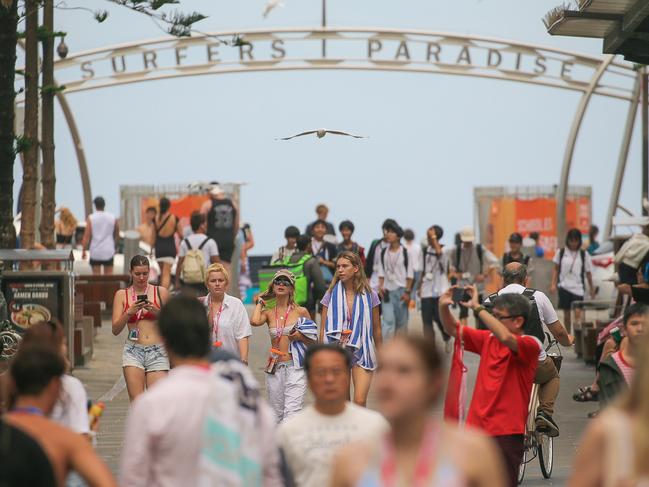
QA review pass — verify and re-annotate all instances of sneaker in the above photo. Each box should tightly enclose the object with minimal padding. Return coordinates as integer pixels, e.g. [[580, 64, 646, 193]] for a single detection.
[[535, 411, 560, 437], [445, 340, 452, 354]]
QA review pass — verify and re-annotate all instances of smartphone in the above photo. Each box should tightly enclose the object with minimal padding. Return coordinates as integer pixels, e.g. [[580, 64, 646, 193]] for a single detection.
[[137, 294, 149, 303], [452, 287, 465, 305], [610, 326, 623, 345]]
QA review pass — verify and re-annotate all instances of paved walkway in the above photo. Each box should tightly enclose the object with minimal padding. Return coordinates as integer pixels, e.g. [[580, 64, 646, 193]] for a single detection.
[[72, 309, 598, 485]]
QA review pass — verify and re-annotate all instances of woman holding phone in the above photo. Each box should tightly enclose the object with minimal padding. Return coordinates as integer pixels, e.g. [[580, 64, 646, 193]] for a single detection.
[[251, 269, 316, 422], [112, 255, 169, 401], [320, 251, 382, 406]]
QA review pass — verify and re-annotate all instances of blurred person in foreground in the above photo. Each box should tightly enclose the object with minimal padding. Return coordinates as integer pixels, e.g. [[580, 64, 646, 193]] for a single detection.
[[569, 310, 649, 487], [4, 345, 116, 487], [120, 296, 281, 486], [330, 334, 505, 486], [278, 344, 387, 486]]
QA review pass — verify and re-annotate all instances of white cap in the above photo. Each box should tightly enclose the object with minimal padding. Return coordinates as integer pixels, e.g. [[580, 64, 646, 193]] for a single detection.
[[459, 227, 476, 243]]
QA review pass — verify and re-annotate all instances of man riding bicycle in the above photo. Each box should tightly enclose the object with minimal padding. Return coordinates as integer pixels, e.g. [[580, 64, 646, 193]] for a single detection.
[[484, 262, 573, 438]]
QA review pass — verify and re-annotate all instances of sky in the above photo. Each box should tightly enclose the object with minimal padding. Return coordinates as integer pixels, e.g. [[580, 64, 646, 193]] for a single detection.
[[13, 0, 644, 253]]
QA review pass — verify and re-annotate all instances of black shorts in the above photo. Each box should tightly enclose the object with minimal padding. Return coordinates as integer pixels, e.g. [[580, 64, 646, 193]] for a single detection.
[[558, 287, 583, 310], [618, 262, 639, 285], [216, 243, 234, 263], [89, 257, 114, 267]]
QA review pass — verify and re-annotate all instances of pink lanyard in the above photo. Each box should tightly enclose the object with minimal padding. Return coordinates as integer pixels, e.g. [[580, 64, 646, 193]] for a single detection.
[[273, 305, 292, 345], [210, 299, 224, 346], [380, 422, 439, 487]]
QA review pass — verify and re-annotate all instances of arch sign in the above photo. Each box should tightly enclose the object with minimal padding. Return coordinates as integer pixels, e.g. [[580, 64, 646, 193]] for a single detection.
[[15, 27, 639, 239]]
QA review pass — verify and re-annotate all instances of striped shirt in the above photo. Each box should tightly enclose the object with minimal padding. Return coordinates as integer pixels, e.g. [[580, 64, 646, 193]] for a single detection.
[[612, 351, 634, 385]]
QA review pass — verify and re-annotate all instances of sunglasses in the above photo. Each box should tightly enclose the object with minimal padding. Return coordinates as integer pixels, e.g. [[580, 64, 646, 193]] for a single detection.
[[273, 278, 293, 287]]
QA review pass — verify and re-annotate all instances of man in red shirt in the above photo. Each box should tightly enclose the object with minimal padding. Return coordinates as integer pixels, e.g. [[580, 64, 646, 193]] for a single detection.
[[440, 285, 540, 487]]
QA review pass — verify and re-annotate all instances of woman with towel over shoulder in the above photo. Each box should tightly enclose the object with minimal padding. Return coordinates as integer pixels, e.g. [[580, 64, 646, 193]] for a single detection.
[[320, 250, 382, 406]]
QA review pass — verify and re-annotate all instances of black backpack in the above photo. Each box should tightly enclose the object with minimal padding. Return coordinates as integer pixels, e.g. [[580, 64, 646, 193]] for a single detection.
[[365, 238, 382, 278], [422, 246, 446, 275], [485, 288, 545, 343], [558, 248, 586, 287], [380, 245, 409, 273], [455, 243, 483, 272]]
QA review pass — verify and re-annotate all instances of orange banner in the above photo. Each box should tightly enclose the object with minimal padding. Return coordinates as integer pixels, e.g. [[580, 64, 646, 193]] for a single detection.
[[488, 197, 591, 258]]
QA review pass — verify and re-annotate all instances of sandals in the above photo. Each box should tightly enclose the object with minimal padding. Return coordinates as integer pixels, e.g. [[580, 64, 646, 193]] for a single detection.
[[573, 386, 599, 402]]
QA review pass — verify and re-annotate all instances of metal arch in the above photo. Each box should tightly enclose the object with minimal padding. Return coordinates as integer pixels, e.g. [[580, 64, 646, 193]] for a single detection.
[[555, 55, 615, 242], [604, 73, 642, 239], [16, 41, 93, 217]]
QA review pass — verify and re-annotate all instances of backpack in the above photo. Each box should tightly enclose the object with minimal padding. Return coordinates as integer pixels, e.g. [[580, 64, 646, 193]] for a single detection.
[[257, 254, 311, 306], [181, 237, 210, 284], [422, 246, 446, 275], [485, 288, 545, 343], [502, 252, 530, 267], [380, 245, 409, 273], [558, 248, 586, 287], [365, 238, 382, 278], [455, 244, 483, 272]]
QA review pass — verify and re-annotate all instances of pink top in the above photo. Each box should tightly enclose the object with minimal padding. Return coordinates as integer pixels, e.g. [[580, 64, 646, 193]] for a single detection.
[[612, 351, 634, 386], [120, 365, 282, 487]]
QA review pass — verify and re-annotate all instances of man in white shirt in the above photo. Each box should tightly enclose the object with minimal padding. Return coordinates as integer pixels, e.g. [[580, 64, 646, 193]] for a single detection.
[[486, 262, 573, 438], [417, 225, 451, 349], [121, 296, 281, 487], [277, 344, 387, 487], [81, 196, 119, 275], [378, 222, 414, 338], [365, 220, 395, 293], [176, 212, 220, 294], [550, 228, 595, 333], [403, 228, 423, 302]]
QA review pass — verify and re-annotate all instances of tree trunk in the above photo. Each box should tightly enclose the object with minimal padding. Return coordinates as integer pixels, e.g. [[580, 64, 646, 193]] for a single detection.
[[0, 0, 17, 249], [20, 0, 39, 249], [40, 0, 55, 249]]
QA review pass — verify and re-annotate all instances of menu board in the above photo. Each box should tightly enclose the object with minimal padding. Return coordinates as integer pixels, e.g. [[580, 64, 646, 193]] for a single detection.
[[2, 278, 61, 330]]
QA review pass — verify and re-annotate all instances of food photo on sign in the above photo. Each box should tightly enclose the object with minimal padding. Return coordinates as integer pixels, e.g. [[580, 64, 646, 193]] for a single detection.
[[2, 279, 60, 331]]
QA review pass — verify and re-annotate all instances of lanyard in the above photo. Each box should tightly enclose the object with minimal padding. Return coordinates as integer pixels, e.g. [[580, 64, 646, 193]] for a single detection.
[[567, 250, 579, 274], [386, 248, 401, 274], [380, 421, 439, 487], [273, 305, 292, 346], [12, 406, 44, 416], [344, 292, 355, 329], [209, 297, 224, 346]]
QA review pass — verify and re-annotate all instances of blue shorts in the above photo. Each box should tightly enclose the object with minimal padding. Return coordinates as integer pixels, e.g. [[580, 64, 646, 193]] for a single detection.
[[122, 343, 169, 372]]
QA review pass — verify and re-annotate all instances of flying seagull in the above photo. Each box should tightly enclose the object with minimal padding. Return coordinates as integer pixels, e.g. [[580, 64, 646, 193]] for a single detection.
[[263, 0, 284, 18], [278, 129, 368, 140]]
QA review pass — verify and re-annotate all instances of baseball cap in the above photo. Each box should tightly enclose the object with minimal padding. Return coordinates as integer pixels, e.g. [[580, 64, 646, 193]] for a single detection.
[[509, 232, 523, 244], [272, 269, 295, 286], [459, 227, 475, 243]]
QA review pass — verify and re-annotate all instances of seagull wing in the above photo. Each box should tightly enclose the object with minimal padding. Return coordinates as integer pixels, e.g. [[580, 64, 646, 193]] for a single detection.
[[277, 130, 318, 140], [325, 130, 367, 139]]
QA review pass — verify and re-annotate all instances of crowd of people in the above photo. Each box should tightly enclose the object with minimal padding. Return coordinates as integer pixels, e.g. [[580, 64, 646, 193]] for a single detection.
[[4, 193, 649, 487]]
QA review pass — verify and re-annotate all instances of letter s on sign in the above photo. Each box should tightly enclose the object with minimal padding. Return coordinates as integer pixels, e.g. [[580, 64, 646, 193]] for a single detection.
[[271, 40, 286, 60], [81, 61, 95, 79]]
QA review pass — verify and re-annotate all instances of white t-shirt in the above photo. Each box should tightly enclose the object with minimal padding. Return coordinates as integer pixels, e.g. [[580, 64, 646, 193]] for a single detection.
[[485, 283, 558, 362], [404, 241, 423, 272], [50, 375, 90, 434], [419, 247, 450, 298], [378, 245, 415, 291], [553, 248, 592, 296], [201, 293, 251, 358], [89, 211, 116, 261], [277, 403, 388, 487], [179, 233, 219, 267]]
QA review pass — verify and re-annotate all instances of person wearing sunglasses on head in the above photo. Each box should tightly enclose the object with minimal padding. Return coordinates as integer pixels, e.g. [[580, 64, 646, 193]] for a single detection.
[[251, 270, 317, 422]]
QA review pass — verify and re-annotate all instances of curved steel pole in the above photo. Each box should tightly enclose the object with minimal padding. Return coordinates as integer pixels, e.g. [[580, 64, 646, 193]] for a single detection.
[[16, 41, 93, 218], [556, 55, 615, 243], [604, 73, 641, 239]]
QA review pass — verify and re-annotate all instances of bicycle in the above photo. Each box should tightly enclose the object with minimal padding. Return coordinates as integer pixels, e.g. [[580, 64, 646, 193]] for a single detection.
[[0, 320, 22, 361], [518, 335, 563, 484]]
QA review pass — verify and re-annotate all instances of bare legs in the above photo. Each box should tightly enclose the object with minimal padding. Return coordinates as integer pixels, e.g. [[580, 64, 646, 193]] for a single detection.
[[159, 262, 171, 289], [123, 367, 168, 402], [351, 366, 373, 407]]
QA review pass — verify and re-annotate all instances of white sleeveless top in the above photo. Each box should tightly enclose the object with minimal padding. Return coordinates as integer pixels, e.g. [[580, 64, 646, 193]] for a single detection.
[[89, 211, 116, 260]]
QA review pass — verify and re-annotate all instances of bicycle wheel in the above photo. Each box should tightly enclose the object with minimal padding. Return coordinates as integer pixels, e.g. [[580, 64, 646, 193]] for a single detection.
[[0, 331, 20, 360], [538, 432, 554, 478], [517, 447, 527, 484]]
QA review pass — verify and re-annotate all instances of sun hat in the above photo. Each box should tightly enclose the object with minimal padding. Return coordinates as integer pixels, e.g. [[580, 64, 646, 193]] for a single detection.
[[272, 269, 295, 286], [459, 227, 476, 243]]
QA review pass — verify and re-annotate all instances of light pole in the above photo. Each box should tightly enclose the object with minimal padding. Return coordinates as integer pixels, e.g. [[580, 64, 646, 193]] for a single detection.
[[642, 66, 648, 216], [321, 0, 327, 58]]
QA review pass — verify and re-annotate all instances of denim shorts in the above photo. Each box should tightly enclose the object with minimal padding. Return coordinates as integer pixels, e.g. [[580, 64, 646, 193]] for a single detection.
[[122, 343, 170, 372]]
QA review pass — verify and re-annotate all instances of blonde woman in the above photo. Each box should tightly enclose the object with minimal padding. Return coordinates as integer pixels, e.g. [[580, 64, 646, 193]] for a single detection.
[[55, 207, 77, 249], [200, 263, 251, 363], [320, 250, 382, 406], [569, 304, 649, 487], [251, 270, 317, 422]]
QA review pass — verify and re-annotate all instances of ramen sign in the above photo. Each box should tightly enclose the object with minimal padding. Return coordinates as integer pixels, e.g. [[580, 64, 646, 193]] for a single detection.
[[3, 279, 59, 330], [40, 28, 633, 101]]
